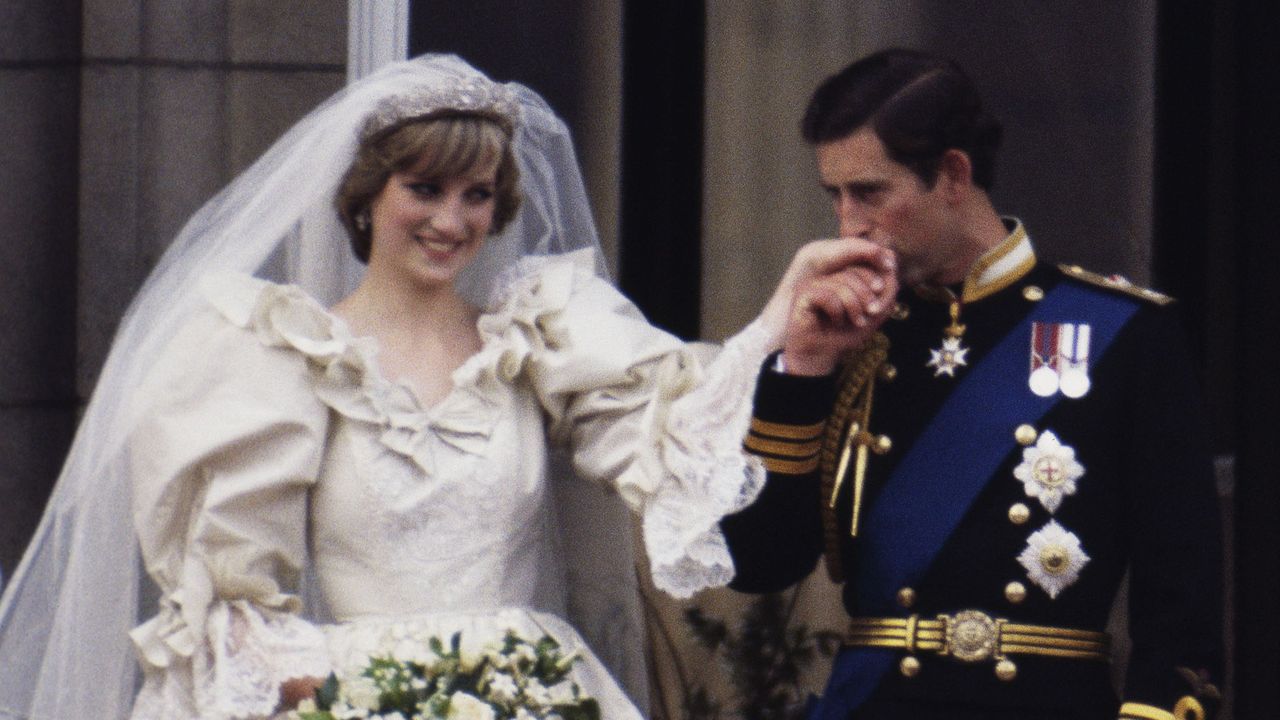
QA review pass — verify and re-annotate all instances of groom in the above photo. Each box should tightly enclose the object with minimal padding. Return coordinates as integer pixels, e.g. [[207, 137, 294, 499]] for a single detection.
[[724, 48, 1222, 720]]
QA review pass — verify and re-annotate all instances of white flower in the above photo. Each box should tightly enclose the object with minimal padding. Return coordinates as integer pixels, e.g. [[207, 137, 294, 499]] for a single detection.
[[514, 710, 538, 720], [547, 681, 577, 705], [506, 638, 537, 666], [487, 671, 520, 704], [459, 648, 485, 672], [333, 703, 371, 720], [524, 678, 551, 706], [391, 637, 439, 666], [1017, 520, 1090, 599], [1012, 430, 1084, 513], [343, 676, 383, 711], [448, 692, 497, 720]]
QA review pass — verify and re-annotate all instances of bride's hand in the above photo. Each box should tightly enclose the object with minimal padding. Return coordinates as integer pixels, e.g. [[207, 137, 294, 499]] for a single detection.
[[781, 261, 898, 375], [760, 238, 896, 359], [279, 675, 326, 711]]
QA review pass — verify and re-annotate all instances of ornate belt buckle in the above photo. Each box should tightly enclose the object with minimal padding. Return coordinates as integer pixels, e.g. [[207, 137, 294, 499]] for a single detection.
[[942, 609, 1000, 663]]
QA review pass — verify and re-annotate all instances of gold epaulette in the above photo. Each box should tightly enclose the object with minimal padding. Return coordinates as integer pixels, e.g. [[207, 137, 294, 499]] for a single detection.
[[1058, 263, 1175, 306], [744, 417, 825, 475]]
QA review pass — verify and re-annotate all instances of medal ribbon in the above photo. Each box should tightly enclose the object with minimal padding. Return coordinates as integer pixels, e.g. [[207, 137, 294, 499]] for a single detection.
[[1065, 324, 1090, 367], [1030, 321, 1060, 373]]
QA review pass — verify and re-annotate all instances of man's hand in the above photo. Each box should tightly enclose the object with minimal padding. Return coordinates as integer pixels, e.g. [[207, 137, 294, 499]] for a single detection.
[[769, 239, 898, 376], [761, 238, 896, 340]]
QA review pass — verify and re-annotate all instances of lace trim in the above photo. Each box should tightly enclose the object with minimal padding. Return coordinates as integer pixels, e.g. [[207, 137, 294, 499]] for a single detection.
[[644, 319, 773, 598], [132, 601, 330, 720]]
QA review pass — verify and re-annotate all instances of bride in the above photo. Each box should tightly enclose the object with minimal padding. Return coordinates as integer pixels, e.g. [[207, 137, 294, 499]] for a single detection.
[[0, 54, 884, 719]]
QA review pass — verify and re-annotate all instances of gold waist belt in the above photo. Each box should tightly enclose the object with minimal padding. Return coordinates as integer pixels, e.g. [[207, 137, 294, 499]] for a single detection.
[[847, 610, 1110, 675]]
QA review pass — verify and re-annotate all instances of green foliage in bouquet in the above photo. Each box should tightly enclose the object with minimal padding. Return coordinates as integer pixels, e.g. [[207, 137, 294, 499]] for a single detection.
[[294, 630, 601, 720]]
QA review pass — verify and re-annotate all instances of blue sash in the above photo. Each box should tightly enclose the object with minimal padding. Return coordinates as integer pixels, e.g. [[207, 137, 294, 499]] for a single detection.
[[810, 281, 1139, 719]]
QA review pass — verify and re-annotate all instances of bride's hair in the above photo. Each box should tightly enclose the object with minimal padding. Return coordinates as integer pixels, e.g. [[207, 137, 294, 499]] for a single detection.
[[335, 111, 523, 263]]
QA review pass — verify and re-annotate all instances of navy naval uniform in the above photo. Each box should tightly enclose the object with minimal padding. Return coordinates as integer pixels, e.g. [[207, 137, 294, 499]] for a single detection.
[[722, 222, 1223, 720]]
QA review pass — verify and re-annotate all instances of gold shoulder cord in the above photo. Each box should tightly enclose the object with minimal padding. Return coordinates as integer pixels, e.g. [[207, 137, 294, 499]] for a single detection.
[[818, 332, 890, 582]]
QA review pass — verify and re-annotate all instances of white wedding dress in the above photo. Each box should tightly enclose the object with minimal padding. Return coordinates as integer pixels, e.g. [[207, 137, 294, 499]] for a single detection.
[[125, 249, 771, 719]]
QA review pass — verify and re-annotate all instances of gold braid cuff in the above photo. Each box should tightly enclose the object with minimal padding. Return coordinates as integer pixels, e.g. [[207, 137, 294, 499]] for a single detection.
[[744, 418, 825, 474], [818, 332, 889, 582]]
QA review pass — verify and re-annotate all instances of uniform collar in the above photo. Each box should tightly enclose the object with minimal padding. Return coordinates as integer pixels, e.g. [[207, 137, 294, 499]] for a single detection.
[[960, 218, 1036, 303]]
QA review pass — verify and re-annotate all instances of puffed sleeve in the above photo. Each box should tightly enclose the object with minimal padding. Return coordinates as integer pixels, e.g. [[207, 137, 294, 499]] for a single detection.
[[127, 275, 334, 719], [481, 250, 775, 598]]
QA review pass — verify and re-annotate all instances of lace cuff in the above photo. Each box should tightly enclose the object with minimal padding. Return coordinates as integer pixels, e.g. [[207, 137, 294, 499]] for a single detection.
[[644, 319, 773, 598], [132, 600, 330, 719], [203, 601, 331, 718]]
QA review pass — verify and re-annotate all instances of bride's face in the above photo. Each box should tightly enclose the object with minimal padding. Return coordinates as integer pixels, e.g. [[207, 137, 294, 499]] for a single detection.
[[366, 152, 498, 289]]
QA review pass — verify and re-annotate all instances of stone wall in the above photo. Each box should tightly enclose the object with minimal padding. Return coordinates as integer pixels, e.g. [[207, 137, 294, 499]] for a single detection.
[[0, 0, 347, 577], [0, 0, 83, 580]]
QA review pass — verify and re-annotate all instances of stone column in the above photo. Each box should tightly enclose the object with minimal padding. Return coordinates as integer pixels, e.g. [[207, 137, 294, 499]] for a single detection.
[[0, 0, 83, 577], [0, 0, 346, 579], [77, 0, 347, 395]]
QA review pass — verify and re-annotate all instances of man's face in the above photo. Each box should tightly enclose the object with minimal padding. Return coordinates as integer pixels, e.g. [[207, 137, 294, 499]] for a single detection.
[[816, 127, 954, 287]]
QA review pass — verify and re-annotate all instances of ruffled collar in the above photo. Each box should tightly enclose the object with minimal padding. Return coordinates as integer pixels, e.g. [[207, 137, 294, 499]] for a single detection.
[[196, 249, 601, 476]]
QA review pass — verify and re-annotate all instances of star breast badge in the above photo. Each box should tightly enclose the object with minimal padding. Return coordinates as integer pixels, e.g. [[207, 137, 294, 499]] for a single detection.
[[927, 337, 969, 377], [1017, 520, 1090, 599], [1012, 430, 1084, 513]]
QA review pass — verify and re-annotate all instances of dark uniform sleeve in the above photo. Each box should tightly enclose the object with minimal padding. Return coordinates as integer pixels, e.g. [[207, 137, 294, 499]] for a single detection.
[[721, 355, 833, 593], [1116, 307, 1224, 720]]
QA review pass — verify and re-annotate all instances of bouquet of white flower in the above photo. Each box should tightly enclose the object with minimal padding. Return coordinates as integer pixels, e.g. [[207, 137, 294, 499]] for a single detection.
[[293, 629, 601, 720]]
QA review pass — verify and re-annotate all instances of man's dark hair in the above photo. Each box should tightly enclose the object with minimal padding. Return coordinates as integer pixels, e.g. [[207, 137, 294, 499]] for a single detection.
[[802, 48, 1003, 190]]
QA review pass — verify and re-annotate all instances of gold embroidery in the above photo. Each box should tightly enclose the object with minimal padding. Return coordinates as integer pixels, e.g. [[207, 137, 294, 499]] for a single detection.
[[1058, 264, 1175, 306], [743, 434, 822, 458], [749, 417, 825, 440], [754, 454, 821, 475], [963, 221, 1036, 303]]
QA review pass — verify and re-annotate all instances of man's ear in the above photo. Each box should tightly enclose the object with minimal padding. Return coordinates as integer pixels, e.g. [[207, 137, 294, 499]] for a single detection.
[[937, 148, 974, 202]]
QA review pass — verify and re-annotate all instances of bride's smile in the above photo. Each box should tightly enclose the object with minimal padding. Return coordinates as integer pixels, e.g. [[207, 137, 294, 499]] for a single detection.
[[367, 158, 498, 288]]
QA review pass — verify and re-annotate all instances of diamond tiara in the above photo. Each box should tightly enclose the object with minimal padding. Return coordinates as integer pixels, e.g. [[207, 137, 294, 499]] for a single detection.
[[361, 74, 521, 140]]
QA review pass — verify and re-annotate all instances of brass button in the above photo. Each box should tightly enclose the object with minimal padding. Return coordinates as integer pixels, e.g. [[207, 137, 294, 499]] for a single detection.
[[1008, 503, 1031, 525], [879, 363, 898, 382], [873, 435, 893, 455], [1022, 285, 1045, 302], [899, 656, 921, 678], [896, 587, 917, 609], [891, 303, 910, 321], [1014, 424, 1038, 446], [1005, 581, 1028, 604], [995, 659, 1018, 682]]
